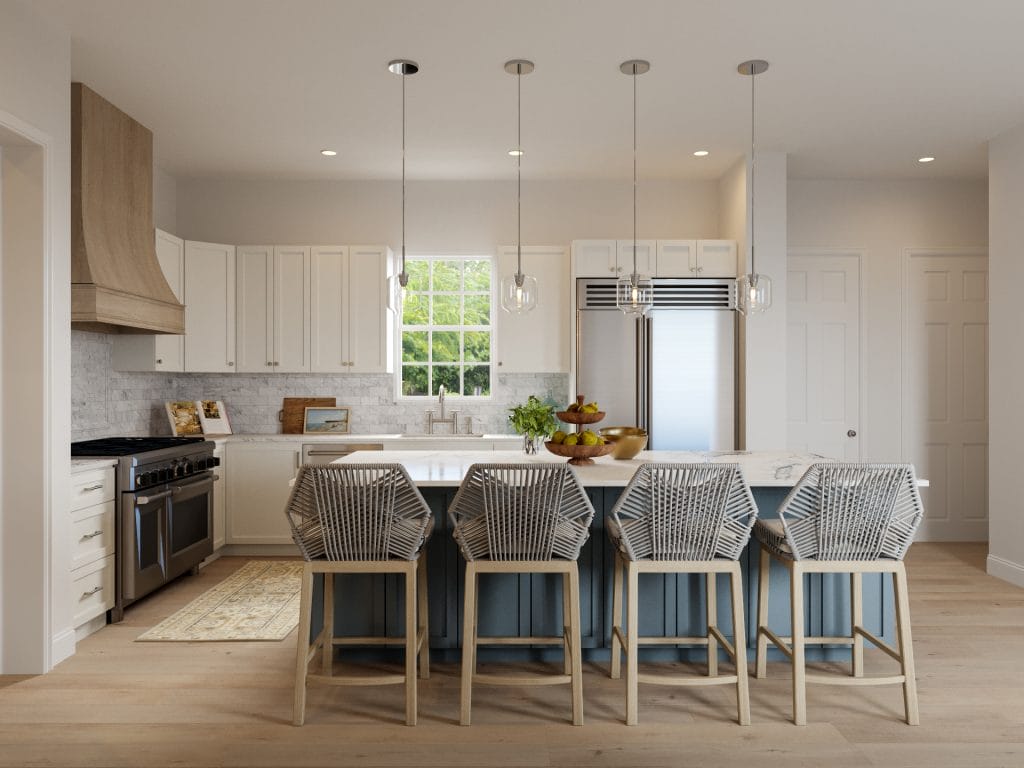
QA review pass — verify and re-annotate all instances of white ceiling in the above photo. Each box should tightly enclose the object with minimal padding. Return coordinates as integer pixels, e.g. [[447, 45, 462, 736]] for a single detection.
[[33, 0, 1024, 181]]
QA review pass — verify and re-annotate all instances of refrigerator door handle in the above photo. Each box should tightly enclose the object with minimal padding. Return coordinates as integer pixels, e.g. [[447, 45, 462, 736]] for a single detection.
[[638, 315, 652, 434]]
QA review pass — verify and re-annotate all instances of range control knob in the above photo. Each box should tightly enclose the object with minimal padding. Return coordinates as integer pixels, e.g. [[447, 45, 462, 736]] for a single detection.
[[137, 472, 150, 487], [181, 461, 193, 475]]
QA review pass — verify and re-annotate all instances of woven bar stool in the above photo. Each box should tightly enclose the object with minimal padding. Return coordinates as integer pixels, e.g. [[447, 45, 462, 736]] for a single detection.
[[448, 463, 595, 726], [753, 463, 924, 726], [285, 464, 433, 726], [607, 463, 758, 726]]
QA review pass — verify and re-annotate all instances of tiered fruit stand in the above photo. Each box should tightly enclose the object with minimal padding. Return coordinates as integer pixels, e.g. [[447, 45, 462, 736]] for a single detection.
[[544, 395, 616, 466]]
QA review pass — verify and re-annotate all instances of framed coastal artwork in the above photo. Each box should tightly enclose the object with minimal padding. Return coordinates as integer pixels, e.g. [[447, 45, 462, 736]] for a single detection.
[[166, 401, 203, 436], [303, 406, 351, 434], [196, 400, 232, 435]]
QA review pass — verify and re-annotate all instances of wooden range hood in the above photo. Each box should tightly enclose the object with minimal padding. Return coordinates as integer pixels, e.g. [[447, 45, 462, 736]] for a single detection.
[[71, 83, 184, 334]]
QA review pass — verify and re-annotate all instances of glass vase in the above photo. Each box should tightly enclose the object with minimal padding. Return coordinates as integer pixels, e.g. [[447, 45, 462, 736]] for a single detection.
[[522, 435, 541, 455]]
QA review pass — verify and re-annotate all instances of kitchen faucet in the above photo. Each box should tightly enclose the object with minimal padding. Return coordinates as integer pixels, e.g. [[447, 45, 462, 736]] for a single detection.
[[426, 384, 459, 434]]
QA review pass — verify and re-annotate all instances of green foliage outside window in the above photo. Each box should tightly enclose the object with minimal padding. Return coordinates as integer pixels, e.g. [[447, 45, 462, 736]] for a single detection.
[[400, 256, 492, 397]]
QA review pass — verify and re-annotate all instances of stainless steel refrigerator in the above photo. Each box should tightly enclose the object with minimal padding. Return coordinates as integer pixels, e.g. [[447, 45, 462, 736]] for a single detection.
[[575, 278, 737, 450]]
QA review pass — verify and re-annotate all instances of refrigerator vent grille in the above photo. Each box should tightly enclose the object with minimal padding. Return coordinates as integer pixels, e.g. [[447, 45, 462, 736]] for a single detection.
[[579, 279, 736, 309]]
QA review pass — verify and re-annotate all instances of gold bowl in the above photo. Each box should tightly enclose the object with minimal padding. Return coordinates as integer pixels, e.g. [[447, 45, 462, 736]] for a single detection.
[[598, 427, 648, 460]]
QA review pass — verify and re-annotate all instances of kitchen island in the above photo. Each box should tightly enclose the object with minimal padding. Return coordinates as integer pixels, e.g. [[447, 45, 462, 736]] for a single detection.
[[313, 449, 897, 662]]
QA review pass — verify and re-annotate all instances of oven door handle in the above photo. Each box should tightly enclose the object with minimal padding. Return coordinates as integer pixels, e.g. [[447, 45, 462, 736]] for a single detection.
[[134, 489, 174, 505]]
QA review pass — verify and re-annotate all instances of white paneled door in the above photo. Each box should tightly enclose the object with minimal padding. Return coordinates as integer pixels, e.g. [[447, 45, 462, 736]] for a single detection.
[[904, 249, 989, 541], [786, 251, 862, 459]]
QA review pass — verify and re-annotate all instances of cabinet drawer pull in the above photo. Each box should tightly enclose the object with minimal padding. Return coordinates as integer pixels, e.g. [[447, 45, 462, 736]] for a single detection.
[[81, 585, 103, 598], [80, 484, 104, 492], [81, 530, 104, 540]]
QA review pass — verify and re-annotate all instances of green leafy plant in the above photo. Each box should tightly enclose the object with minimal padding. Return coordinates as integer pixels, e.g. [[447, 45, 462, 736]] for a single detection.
[[507, 395, 559, 440]]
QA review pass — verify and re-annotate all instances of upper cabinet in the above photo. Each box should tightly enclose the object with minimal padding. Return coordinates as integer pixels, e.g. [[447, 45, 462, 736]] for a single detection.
[[310, 245, 393, 373], [112, 229, 186, 371], [496, 246, 570, 373], [236, 245, 311, 372], [573, 239, 737, 279], [184, 240, 236, 372]]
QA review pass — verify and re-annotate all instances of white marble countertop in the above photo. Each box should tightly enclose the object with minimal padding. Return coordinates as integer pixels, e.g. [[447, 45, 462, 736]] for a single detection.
[[71, 457, 117, 473], [337, 449, 839, 488], [223, 433, 521, 443]]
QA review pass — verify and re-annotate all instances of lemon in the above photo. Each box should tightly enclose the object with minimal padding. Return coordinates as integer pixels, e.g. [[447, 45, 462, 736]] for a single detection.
[[551, 430, 567, 444], [580, 430, 600, 446], [563, 433, 579, 447]]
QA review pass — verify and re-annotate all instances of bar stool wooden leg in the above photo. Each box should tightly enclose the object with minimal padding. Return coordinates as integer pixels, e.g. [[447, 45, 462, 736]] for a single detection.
[[321, 571, 334, 675], [404, 564, 418, 726], [625, 561, 640, 726], [706, 570, 719, 677], [730, 563, 751, 725], [460, 563, 478, 726], [568, 564, 584, 726], [293, 563, 314, 726], [755, 545, 771, 679], [893, 563, 920, 725], [790, 562, 807, 726], [610, 551, 624, 680], [851, 571, 864, 678], [562, 572, 572, 676], [417, 554, 430, 680]]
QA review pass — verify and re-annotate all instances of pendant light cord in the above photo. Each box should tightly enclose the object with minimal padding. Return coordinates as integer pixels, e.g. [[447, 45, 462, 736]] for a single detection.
[[631, 63, 639, 285], [401, 71, 407, 276], [516, 63, 523, 282], [749, 64, 756, 277]]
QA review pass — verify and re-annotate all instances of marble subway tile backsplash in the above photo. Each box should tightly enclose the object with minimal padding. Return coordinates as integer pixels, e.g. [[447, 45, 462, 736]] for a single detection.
[[71, 331, 569, 441]]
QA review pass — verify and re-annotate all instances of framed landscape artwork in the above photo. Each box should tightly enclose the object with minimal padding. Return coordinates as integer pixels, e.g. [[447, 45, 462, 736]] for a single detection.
[[166, 401, 203, 436], [303, 406, 351, 434], [196, 400, 231, 435]]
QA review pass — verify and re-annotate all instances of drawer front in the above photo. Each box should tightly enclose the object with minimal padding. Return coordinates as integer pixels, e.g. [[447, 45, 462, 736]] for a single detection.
[[71, 467, 115, 510], [72, 554, 115, 627], [71, 501, 115, 570]]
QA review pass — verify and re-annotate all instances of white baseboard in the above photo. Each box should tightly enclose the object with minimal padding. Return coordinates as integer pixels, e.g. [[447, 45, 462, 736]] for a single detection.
[[987, 554, 1024, 588], [50, 627, 76, 668], [219, 543, 300, 557]]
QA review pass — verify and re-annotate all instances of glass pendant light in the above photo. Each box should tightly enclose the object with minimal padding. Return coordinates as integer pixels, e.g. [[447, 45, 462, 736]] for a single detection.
[[617, 60, 653, 317], [389, 59, 418, 307], [736, 59, 772, 315], [500, 59, 538, 314]]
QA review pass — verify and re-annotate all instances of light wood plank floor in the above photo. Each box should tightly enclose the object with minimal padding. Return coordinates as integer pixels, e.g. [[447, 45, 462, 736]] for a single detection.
[[1, 543, 1022, 767]]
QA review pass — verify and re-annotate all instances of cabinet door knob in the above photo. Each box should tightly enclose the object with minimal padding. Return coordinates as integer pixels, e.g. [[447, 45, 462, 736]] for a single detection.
[[227, 361, 234, 367], [156, 359, 163, 364], [274, 361, 280, 366], [266, 362, 273, 367], [847, 429, 857, 438]]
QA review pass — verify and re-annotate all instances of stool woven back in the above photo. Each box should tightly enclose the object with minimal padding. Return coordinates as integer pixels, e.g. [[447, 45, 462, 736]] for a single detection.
[[448, 463, 595, 561], [779, 463, 923, 561], [285, 464, 433, 561], [610, 463, 757, 561]]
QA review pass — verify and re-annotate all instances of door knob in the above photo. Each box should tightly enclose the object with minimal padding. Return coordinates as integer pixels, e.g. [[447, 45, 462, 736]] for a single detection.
[[847, 429, 857, 438]]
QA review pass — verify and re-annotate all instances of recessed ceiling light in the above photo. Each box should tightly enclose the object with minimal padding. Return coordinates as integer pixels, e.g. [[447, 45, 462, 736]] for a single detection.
[[508, 148, 524, 157], [320, 149, 337, 157], [918, 156, 935, 163], [693, 150, 709, 157]]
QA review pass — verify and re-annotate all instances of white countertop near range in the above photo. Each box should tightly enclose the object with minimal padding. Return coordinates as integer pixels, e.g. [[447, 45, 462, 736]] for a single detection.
[[337, 449, 842, 488]]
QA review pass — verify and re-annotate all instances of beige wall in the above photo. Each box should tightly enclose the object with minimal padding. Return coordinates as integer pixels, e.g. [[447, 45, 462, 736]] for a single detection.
[[787, 178, 988, 464], [175, 178, 721, 247], [987, 127, 1024, 587], [0, 0, 72, 671]]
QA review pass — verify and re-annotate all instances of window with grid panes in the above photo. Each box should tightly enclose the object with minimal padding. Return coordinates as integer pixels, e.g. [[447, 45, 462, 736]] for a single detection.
[[400, 256, 492, 397]]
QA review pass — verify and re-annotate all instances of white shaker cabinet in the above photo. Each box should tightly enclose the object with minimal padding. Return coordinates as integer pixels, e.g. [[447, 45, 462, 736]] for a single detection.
[[654, 240, 697, 277], [496, 245, 570, 372], [236, 245, 311, 373], [111, 229, 186, 371], [695, 240, 739, 278], [616, 240, 657, 277], [572, 239, 657, 278], [69, 464, 116, 638], [184, 240, 236, 372], [310, 245, 393, 373], [224, 443, 300, 545], [212, 443, 226, 551]]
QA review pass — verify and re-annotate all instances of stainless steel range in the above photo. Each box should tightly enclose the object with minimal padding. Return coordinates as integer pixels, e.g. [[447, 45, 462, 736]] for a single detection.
[[70, 437, 219, 622]]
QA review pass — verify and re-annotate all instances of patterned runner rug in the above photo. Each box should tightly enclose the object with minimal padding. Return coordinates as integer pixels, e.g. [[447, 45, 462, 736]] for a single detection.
[[136, 561, 303, 641]]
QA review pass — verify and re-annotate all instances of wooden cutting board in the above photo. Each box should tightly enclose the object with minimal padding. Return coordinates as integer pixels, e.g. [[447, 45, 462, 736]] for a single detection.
[[279, 397, 336, 434]]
